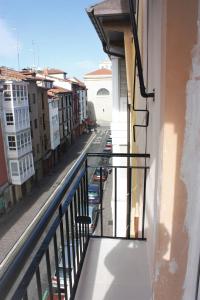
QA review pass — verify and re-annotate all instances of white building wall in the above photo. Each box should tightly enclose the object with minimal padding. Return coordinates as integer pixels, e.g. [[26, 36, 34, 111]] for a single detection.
[[1, 80, 35, 185], [37, 73, 72, 91], [48, 98, 60, 150], [77, 89, 87, 124], [111, 57, 128, 237], [84, 74, 112, 125]]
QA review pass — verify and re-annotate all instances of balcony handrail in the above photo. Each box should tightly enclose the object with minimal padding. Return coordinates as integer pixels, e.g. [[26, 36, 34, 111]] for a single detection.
[[0, 152, 149, 300], [0, 152, 87, 300], [87, 152, 150, 158]]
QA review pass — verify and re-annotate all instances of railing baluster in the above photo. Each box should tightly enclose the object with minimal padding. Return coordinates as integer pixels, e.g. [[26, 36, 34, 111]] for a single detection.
[[100, 167, 103, 237], [126, 167, 132, 239], [23, 290, 28, 300], [69, 202, 77, 277], [59, 205, 68, 299], [80, 179, 85, 244], [114, 167, 117, 238], [73, 193, 80, 266], [142, 168, 147, 239], [77, 186, 83, 255], [36, 266, 42, 300], [65, 208, 73, 293], [46, 249, 53, 300], [85, 159, 89, 237], [53, 234, 62, 300]]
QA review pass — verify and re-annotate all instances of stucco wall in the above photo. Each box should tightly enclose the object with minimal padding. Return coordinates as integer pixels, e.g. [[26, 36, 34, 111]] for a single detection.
[[84, 75, 112, 124], [142, 0, 198, 299]]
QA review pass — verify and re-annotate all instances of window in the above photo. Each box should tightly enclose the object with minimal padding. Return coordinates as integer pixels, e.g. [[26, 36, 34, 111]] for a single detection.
[[42, 93, 44, 110], [4, 90, 11, 101], [17, 135, 21, 149], [8, 136, 16, 150], [32, 93, 36, 104], [10, 162, 19, 176], [37, 144, 40, 154], [6, 113, 14, 125], [34, 119, 38, 129], [97, 88, 110, 96], [43, 114, 45, 130], [44, 134, 47, 151]]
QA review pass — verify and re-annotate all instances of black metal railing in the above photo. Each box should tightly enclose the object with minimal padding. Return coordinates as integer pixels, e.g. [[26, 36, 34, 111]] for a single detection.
[[0, 152, 149, 300]]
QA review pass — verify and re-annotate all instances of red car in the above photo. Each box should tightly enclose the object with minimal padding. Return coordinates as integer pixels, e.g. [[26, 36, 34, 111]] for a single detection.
[[92, 167, 108, 182]]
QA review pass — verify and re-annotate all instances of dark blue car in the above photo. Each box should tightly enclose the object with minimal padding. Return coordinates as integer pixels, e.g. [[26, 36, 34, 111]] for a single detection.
[[88, 183, 100, 204]]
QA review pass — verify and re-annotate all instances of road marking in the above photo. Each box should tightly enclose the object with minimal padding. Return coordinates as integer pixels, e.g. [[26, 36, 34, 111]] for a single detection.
[[0, 133, 97, 274]]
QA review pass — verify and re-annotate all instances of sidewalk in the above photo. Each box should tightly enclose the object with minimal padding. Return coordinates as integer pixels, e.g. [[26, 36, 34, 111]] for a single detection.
[[0, 133, 94, 264]]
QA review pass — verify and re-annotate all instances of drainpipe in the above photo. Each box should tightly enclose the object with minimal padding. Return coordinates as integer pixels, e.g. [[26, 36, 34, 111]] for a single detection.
[[129, 0, 154, 99]]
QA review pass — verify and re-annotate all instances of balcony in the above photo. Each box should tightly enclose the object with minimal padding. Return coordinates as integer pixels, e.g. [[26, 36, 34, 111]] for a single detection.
[[0, 152, 151, 300]]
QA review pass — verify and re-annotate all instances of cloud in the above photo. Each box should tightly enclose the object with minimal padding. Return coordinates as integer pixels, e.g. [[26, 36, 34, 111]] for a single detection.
[[0, 19, 19, 58]]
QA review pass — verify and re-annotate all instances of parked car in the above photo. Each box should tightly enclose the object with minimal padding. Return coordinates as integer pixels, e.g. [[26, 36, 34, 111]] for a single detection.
[[88, 183, 101, 204], [106, 137, 112, 143], [105, 143, 112, 149], [103, 146, 112, 153], [88, 204, 99, 233], [51, 242, 75, 292], [92, 167, 108, 182]]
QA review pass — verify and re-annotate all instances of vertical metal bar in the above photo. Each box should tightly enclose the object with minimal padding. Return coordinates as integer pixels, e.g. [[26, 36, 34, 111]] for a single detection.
[[77, 186, 83, 255], [126, 167, 132, 239], [69, 202, 77, 276], [36, 266, 42, 300], [73, 193, 80, 265], [82, 175, 87, 239], [53, 234, 61, 300], [46, 249, 53, 300], [195, 252, 200, 300], [142, 168, 147, 239], [100, 167, 103, 237], [59, 206, 68, 299], [85, 159, 89, 237], [23, 291, 28, 300], [114, 167, 117, 238], [80, 179, 85, 244], [65, 209, 73, 292]]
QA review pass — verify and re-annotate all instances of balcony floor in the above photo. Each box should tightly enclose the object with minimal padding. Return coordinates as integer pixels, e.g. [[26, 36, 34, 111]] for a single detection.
[[75, 237, 151, 300]]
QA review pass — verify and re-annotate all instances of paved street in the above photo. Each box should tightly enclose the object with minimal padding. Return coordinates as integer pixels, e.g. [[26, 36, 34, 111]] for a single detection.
[[0, 127, 109, 266]]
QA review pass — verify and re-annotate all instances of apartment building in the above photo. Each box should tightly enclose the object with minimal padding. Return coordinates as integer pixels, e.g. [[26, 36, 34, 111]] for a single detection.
[[48, 87, 73, 154], [47, 90, 60, 166], [70, 78, 88, 135], [0, 68, 34, 201], [0, 85, 13, 213]]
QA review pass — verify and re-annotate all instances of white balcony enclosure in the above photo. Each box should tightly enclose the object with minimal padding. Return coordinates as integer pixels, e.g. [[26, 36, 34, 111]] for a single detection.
[[9, 153, 35, 185]]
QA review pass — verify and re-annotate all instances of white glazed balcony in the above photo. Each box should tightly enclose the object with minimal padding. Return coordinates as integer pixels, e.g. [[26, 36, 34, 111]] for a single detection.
[[7, 144, 32, 159], [11, 166, 35, 185]]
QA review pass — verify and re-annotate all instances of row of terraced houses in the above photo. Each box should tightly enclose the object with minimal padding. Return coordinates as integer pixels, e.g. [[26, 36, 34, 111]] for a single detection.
[[0, 67, 87, 214]]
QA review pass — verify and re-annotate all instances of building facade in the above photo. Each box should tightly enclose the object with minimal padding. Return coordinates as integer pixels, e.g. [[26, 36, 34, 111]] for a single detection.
[[87, 0, 200, 299], [84, 64, 112, 125], [0, 85, 12, 213], [0, 69, 35, 201]]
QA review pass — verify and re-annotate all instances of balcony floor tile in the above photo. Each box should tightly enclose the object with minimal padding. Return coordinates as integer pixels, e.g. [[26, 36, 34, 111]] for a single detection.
[[75, 237, 151, 300]]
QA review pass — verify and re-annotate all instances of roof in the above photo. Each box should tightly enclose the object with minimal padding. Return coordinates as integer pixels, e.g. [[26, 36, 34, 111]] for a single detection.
[[0, 67, 26, 81], [42, 68, 66, 75], [70, 77, 86, 88], [87, 0, 130, 15], [48, 86, 71, 95], [84, 68, 112, 76]]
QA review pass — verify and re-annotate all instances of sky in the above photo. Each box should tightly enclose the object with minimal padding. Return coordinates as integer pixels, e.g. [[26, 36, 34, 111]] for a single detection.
[[0, 0, 108, 79]]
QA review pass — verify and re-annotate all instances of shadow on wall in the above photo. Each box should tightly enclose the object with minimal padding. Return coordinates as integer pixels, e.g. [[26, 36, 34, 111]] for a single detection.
[[87, 101, 96, 123]]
